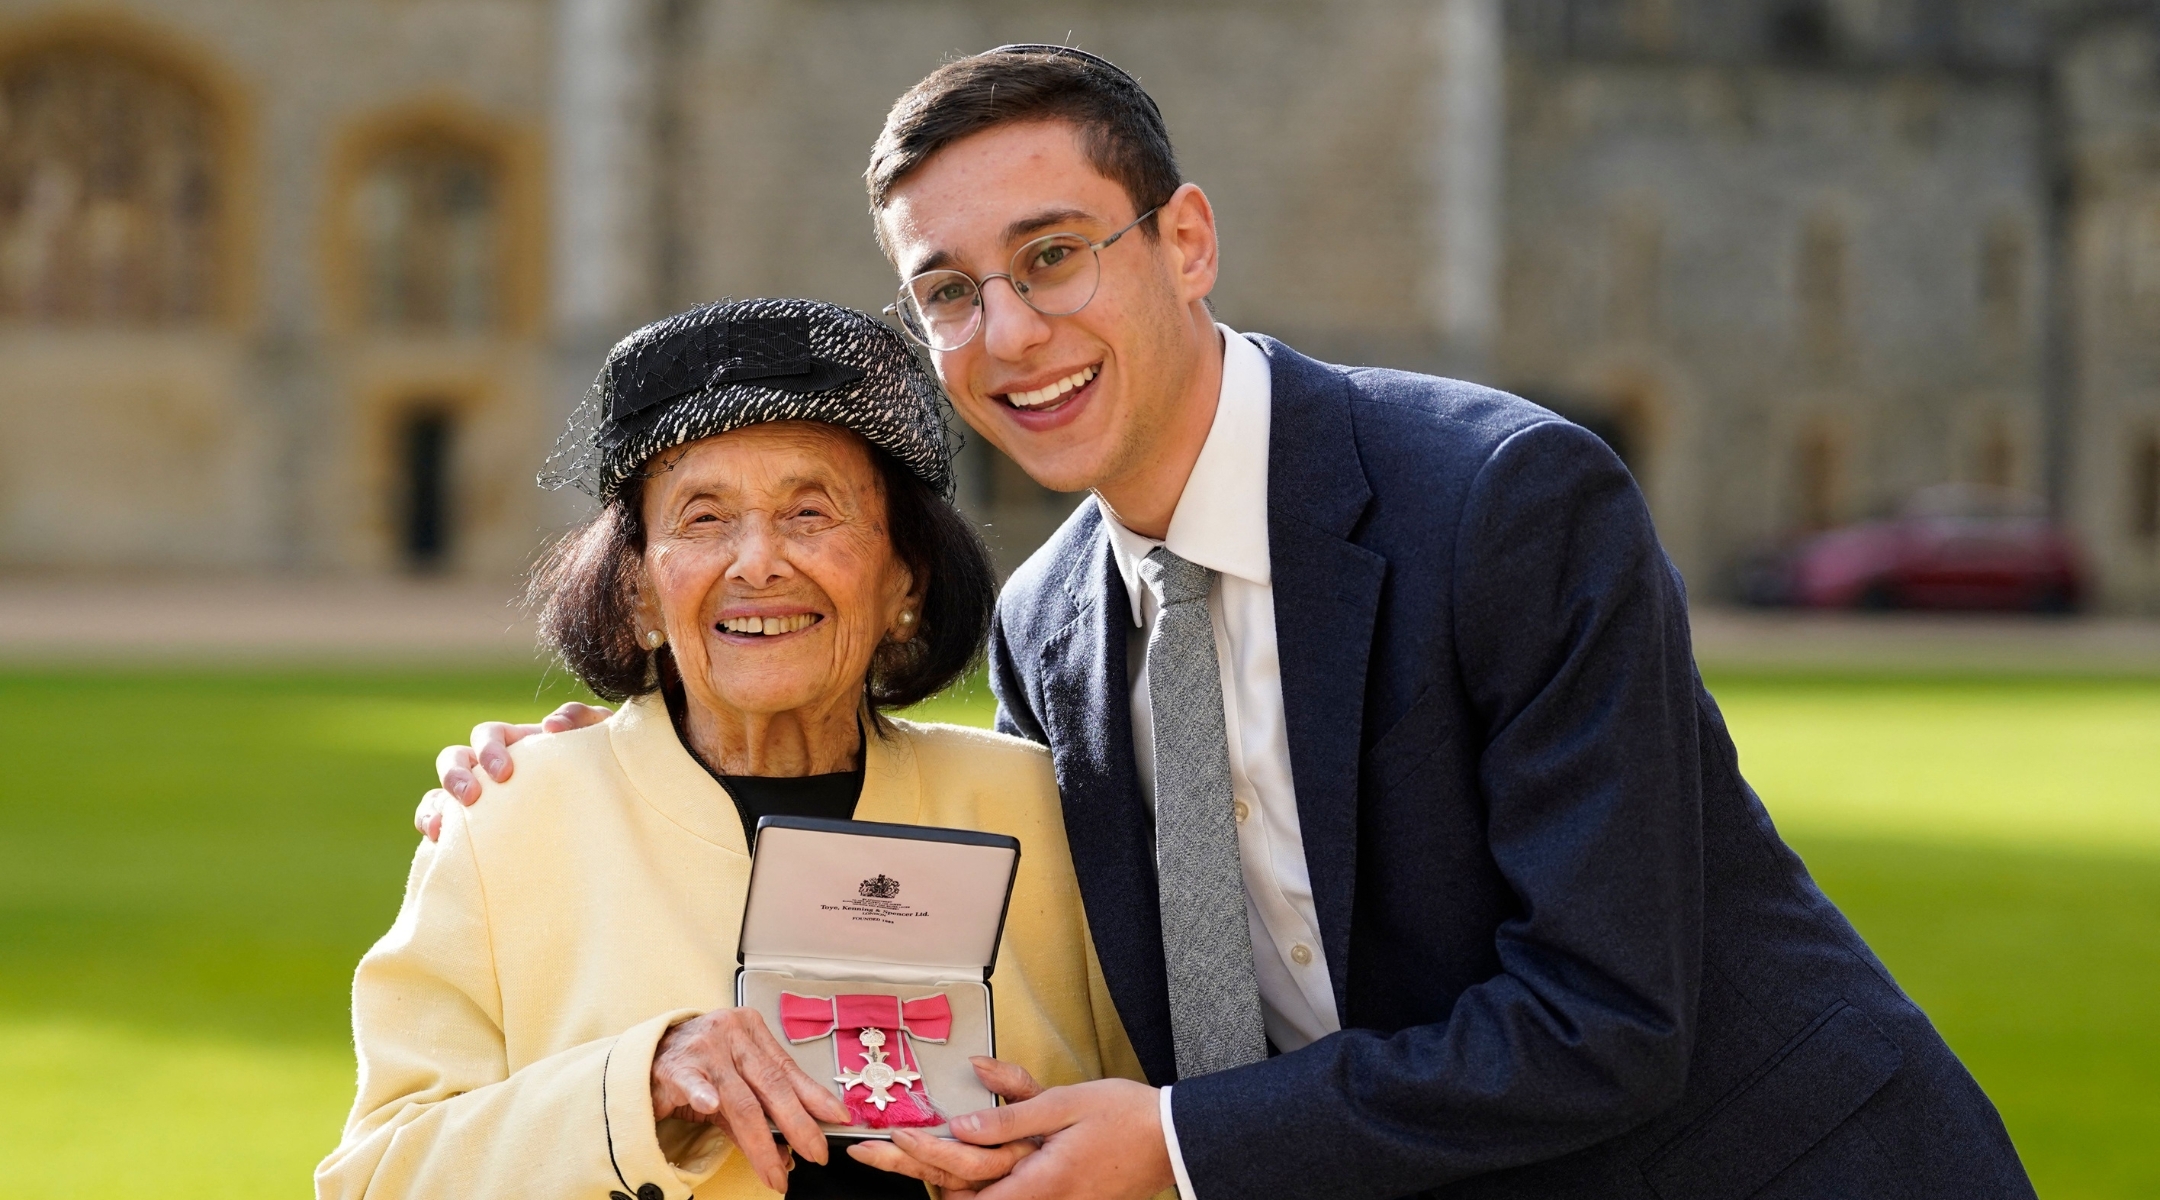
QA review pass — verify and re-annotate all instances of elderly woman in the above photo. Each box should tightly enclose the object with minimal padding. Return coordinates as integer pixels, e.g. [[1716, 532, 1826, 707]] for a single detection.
[[316, 299, 1142, 1200]]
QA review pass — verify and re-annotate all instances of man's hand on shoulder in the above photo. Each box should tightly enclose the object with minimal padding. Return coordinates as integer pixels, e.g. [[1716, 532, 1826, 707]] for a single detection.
[[871, 1076, 1174, 1200], [412, 702, 613, 840]]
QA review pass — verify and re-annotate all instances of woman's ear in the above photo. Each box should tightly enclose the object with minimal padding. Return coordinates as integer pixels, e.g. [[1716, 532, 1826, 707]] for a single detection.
[[888, 564, 927, 643], [632, 564, 667, 649]]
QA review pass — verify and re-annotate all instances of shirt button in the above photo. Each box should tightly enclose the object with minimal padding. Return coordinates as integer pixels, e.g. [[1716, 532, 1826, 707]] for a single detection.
[[1233, 800, 1251, 823], [1290, 943, 1313, 966]]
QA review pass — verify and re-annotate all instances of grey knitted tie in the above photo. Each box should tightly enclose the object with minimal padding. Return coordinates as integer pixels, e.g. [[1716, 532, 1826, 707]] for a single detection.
[[1139, 546, 1268, 1077]]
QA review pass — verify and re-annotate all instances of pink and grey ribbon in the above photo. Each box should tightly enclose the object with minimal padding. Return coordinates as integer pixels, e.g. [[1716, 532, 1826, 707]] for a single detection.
[[778, 992, 951, 1128]]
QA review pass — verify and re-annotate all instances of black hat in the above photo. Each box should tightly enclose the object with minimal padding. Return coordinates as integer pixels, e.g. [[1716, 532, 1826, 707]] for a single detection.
[[544, 298, 951, 502]]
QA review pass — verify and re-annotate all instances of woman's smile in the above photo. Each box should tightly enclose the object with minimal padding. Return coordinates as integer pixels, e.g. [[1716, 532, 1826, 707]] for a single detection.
[[714, 612, 825, 639]]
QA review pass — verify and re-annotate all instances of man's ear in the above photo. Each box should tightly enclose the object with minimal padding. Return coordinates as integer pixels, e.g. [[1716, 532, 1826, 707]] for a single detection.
[[1158, 182, 1219, 306]]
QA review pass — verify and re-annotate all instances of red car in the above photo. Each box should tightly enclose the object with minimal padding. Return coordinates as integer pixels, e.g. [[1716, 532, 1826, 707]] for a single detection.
[[1777, 486, 2086, 612]]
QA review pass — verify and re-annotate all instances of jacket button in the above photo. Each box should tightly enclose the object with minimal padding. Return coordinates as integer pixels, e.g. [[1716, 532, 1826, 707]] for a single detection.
[[637, 1185, 665, 1200], [1233, 800, 1250, 823], [1290, 943, 1313, 966]]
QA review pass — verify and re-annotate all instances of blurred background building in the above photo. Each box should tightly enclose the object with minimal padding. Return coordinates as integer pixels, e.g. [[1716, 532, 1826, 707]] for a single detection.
[[4, 0, 2160, 607]]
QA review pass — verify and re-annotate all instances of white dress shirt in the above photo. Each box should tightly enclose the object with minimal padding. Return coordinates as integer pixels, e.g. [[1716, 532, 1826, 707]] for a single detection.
[[1101, 327, 1340, 1199]]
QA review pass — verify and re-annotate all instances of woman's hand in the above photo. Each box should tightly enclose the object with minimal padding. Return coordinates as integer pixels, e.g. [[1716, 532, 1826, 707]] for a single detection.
[[650, 1006, 852, 1193], [846, 1057, 1046, 1193]]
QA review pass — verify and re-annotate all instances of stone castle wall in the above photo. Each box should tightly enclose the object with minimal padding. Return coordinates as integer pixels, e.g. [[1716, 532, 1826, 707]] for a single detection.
[[4, 0, 2159, 610], [0, 0, 555, 575]]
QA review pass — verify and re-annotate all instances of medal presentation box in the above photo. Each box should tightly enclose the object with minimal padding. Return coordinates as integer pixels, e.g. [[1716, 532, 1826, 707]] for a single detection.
[[736, 815, 1021, 1140]]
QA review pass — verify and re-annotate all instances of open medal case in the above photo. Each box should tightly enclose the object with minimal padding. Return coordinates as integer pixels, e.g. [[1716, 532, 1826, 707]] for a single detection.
[[736, 815, 1020, 1140]]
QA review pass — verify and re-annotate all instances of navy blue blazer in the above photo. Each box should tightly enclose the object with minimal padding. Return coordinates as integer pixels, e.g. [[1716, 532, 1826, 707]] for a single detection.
[[987, 337, 2035, 1200]]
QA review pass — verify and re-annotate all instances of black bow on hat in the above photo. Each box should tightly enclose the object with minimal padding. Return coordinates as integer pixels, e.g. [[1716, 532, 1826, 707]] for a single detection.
[[605, 314, 865, 425]]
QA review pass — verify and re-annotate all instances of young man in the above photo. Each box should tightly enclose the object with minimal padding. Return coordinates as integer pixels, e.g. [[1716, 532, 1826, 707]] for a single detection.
[[428, 47, 2033, 1200]]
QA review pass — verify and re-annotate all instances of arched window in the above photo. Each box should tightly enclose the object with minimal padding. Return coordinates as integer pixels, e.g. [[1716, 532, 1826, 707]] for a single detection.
[[0, 44, 220, 324], [1797, 211, 1850, 367], [1794, 421, 1846, 531], [350, 137, 499, 331], [1625, 0, 1675, 52], [2128, 202, 2160, 313], [2132, 433, 2160, 545], [1974, 424, 2016, 490], [1979, 217, 2028, 348], [1768, 0, 1836, 61], [1605, 202, 1664, 341]]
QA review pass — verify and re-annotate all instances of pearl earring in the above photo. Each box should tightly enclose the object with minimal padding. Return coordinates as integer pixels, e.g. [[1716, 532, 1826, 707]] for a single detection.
[[645, 629, 665, 649], [899, 610, 915, 625]]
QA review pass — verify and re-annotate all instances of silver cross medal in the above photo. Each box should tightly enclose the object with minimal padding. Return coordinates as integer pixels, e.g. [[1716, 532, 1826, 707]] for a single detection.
[[834, 1027, 920, 1111]]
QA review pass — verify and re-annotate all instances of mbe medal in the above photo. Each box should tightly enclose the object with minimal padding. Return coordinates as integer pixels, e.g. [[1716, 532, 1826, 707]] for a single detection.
[[835, 1027, 922, 1111], [736, 817, 1022, 1138], [780, 992, 948, 1128]]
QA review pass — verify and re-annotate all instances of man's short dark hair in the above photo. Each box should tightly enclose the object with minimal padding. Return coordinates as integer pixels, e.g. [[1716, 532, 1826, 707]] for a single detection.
[[528, 438, 996, 712], [867, 47, 1181, 234]]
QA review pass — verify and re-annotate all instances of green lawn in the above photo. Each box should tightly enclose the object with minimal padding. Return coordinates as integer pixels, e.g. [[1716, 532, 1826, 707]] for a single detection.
[[1712, 674, 2160, 1199], [0, 667, 2153, 1197]]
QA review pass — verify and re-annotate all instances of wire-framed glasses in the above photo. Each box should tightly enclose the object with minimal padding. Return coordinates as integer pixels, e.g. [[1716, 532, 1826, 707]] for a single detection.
[[885, 208, 1159, 352]]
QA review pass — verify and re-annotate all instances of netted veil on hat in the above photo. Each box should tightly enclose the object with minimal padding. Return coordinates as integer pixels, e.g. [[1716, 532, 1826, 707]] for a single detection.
[[542, 297, 953, 503]]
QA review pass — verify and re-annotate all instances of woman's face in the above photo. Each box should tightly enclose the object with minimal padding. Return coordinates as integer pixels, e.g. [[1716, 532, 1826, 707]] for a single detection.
[[637, 422, 919, 722]]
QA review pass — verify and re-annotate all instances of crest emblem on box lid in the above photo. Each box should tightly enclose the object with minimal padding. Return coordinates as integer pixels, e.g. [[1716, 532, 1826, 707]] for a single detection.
[[740, 816, 1021, 980]]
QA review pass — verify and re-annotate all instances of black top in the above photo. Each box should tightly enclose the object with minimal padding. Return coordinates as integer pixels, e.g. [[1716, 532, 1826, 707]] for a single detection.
[[661, 684, 868, 848], [691, 753, 915, 1198], [666, 689, 913, 1197], [718, 769, 865, 851], [715, 770, 920, 1199], [771, 1145, 926, 1200]]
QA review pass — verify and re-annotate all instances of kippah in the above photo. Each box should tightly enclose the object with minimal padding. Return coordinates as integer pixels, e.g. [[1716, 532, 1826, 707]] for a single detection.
[[984, 44, 1164, 123]]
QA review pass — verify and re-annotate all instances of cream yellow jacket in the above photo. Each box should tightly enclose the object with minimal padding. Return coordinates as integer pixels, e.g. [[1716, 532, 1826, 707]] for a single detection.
[[317, 693, 1146, 1200]]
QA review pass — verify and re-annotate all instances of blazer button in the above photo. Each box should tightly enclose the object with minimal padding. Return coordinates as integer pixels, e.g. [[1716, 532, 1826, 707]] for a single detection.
[[1233, 800, 1250, 823], [637, 1184, 665, 1200], [1290, 943, 1313, 966]]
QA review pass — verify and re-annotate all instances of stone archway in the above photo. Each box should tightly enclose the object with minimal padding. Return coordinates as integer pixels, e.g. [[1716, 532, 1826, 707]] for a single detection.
[[0, 35, 230, 324]]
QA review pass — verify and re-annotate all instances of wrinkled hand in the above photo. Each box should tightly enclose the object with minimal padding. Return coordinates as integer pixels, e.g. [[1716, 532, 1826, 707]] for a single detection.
[[650, 1006, 852, 1194], [845, 1057, 1046, 1190], [412, 702, 612, 840], [865, 1075, 1171, 1200]]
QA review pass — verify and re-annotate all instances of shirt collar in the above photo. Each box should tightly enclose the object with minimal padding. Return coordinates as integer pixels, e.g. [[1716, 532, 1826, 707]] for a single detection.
[[1104, 325, 1273, 627]]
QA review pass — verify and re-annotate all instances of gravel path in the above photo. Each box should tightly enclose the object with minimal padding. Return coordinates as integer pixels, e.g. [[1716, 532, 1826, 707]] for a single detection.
[[4, 575, 2158, 673], [1691, 608, 2160, 674], [0, 575, 541, 666]]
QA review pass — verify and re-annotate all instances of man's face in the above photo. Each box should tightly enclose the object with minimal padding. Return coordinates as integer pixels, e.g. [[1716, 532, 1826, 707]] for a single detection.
[[878, 120, 1209, 495]]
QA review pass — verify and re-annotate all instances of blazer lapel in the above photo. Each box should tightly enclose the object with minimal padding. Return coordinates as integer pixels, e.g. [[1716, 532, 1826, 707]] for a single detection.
[[1256, 336, 1385, 1023], [1033, 513, 1178, 1084]]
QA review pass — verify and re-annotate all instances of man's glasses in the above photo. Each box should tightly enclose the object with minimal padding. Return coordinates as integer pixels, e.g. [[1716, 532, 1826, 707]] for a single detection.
[[886, 208, 1159, 352]]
